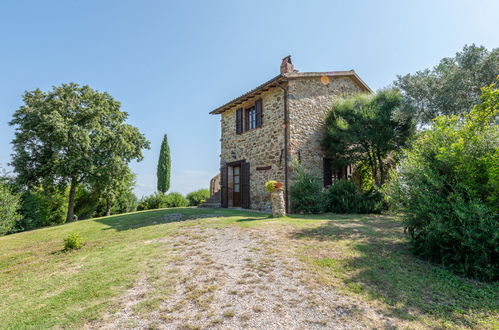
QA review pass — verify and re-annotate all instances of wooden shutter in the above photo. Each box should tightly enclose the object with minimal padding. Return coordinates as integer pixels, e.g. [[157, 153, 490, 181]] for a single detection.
[[241, 162, 250, 209], [236, 108, 243, 134], [221, 166, 228, 208], [255, 98, 263, 128], [323, 158, 332, 187]]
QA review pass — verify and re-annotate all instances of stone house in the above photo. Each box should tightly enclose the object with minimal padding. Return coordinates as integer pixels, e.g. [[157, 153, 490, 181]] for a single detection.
[[208, 56, 371, 212]]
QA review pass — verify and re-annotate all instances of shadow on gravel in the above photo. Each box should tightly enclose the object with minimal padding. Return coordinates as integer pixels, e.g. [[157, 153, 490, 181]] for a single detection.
[[292, 215, 498, 328]]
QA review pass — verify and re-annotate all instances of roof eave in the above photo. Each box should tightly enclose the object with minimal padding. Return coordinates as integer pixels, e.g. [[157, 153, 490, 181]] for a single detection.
[[209, 71, 372, 115]]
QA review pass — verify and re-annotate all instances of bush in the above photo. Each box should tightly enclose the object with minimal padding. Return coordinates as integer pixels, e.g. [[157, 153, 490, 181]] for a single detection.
[[186, 189, 210, 206], [137, 193, 164, 211], [163, 192, 189, 208], [290, 163, 326, 214], [137, 192, 189, 210], [387, 80, 499, 280], [63, 233, 83, 251], [325, 180, 384, 214], [0, 183, 21, 235]]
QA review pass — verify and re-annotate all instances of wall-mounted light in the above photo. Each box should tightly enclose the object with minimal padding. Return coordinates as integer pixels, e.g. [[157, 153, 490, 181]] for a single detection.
[[231, 151, 237, 159]]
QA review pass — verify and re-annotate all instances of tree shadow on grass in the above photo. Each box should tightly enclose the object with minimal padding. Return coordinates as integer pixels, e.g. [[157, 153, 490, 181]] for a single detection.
[[236, 215, 273, 222], [292, 215, 499, 327], [94, 208, 239, 231]]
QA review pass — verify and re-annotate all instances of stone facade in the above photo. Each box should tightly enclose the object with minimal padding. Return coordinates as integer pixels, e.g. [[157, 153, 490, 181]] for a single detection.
[[288, 76, 364, 179], [216, 73, 368, 212], [220, 88, 285, 212]]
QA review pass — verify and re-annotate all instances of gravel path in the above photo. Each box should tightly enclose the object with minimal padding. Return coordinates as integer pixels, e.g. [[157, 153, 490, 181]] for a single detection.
[[104, 219, 396, 329]]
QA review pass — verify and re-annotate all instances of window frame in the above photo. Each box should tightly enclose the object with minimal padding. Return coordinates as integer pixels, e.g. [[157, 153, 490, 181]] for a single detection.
[[245, 105, 257, 131]]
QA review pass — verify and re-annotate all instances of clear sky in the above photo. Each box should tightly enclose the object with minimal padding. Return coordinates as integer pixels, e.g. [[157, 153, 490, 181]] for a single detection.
[[1, 0, 498, 197]]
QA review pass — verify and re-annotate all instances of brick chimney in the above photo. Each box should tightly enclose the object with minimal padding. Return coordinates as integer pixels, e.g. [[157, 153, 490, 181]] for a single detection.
[[280, 55, 294, 74]]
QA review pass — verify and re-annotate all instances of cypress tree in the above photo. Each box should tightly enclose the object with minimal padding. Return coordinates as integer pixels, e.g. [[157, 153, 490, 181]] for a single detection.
[[157, 134, 171, 193]]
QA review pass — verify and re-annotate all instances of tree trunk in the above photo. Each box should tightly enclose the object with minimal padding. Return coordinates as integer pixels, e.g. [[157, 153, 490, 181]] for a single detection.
[[367, 149, 380, 187], [66, 177, 78, 222], [376, 149, 385, 187], [105, 196, 111, 216]]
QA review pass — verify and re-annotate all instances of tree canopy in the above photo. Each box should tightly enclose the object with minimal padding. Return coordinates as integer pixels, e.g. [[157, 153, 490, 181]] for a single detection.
[[323, 89, 415, 187], [395, 44, 499, 124], [9, 83, 150, 222]]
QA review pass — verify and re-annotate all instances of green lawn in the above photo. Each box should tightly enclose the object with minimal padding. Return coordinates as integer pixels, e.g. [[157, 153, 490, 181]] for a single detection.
[[0, 208, 497, 328]]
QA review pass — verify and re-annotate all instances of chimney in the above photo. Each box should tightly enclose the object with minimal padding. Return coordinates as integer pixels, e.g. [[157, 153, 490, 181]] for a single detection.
[[280, 55, 294, 74]]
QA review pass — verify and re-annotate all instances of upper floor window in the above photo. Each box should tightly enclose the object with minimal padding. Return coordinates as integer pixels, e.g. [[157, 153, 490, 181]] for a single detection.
[[236, 98, 263, 134], [246, 106, 256, 130]]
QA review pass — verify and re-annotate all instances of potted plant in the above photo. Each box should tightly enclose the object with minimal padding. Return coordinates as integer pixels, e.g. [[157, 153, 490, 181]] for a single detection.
[[265, 180, 286, 217]]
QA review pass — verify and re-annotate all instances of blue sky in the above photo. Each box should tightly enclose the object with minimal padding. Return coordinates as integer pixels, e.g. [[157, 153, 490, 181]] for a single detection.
[[1, 0, 498, 197]]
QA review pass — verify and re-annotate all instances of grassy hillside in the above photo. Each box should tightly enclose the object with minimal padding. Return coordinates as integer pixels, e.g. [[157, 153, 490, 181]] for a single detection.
[[0, 208, 497, 328], [0, 208, 240, 328]]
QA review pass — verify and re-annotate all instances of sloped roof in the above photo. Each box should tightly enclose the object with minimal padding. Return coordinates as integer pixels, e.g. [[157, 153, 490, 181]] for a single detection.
[[209, 70, 371, 115]]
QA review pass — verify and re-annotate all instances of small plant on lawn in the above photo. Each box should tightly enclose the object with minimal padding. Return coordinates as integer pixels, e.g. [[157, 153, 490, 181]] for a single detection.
[[63, 233, 83, 251]]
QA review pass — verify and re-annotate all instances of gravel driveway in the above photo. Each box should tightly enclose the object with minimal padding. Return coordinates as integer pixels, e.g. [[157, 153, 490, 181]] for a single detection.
[[103, 218, 396, 329]]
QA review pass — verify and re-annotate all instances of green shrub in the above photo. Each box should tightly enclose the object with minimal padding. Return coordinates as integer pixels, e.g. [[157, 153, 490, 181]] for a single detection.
[[137, 192, 189, 210], [387, 80, 499, 280], [63, 233, 83, 251], [325, 180, 384, 214], [290, 163, 326, 214], [163, 192, 189, 208], [0, 183, 21, 235], [137, 193, 164, 211], [186, 189, 210, 206]]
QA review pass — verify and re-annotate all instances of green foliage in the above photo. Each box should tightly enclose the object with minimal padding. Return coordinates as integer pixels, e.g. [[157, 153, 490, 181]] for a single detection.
[[163, 192, 189, 208], [9, 83, 150, 222], [265, 180, 277, 193], [137, 192, 189, 210], [325, 180, 384, 214], [74, 186, 100, 220], [323, 89, 414, 187], [137, 193, 163, 211], [186, 189, 210, 206], [17, 188, 67, 232], [396, 44, 499, 124], [111, 190, 138, 214], [63, 233, 83, 251], [387, 79, 499, 280], [290, 161, 326, 214], [157, 134, 171, 193], [0, 183, 21, 235]]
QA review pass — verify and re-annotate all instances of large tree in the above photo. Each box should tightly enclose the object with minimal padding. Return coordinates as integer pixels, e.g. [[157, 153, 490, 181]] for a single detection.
[[9, 83, 150, 222], [156, 134, 171, 193], [323, 89, 414, 187], [395, 44, 499, 124]]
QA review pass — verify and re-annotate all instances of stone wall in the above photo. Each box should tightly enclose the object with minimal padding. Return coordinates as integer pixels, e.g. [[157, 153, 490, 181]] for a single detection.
[[288, 76, 364, 181], [220, 87, 286, 211]]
